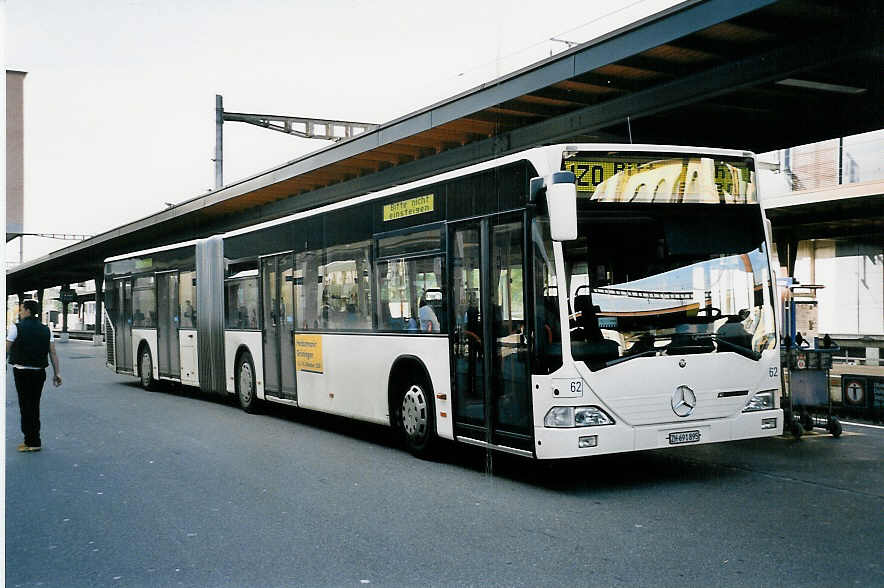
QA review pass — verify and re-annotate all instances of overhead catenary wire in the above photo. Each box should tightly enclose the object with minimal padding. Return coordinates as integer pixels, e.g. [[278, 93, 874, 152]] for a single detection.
[[451, 0, 655, 82]]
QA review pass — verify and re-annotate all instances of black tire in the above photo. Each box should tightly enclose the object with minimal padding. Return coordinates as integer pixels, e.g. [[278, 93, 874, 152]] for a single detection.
[[801, 413, 814, 432], [829, 417, 843, 438], [139, 347, 155, 390], [235, 351, 260, 413], [790, 420, 804, 439], [397, 376, 436, 457]]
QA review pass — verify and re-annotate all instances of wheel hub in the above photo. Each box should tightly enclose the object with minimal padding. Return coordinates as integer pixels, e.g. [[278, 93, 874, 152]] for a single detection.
[[239, 364, 253, 403], [402, 385, 427, 439], [141, 354, 151, 385]]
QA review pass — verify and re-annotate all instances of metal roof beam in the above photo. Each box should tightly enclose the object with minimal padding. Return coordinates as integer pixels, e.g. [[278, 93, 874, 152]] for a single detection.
[[503, 15, 882, 151], [223, 112, 377, 141]]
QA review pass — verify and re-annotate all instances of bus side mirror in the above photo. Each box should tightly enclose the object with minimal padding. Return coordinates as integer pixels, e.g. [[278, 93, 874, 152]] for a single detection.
[[547, 182, 578, 241]]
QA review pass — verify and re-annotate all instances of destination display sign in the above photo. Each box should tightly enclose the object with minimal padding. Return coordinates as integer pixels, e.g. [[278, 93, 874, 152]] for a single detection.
[[383, 194, 434, 221], [562, 153, 755, 203]]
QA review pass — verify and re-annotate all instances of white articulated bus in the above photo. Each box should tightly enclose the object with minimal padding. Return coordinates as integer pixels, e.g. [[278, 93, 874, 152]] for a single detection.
[[103, 144, 783, 459]]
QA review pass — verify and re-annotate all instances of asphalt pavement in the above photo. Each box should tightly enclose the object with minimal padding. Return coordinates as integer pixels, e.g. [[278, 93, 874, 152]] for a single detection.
[[5, 340, 884, 587]]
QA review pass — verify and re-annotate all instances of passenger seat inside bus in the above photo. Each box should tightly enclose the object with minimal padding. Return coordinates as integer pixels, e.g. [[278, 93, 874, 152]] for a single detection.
[[378, 301, 393, 330], [425, 288, 446, 332], [543, 295, 561, 343]]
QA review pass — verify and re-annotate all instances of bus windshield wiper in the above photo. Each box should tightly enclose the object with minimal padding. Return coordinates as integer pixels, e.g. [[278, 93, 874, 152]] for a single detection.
[[699, 334, 761, 360], [605, 348, 659, 367]]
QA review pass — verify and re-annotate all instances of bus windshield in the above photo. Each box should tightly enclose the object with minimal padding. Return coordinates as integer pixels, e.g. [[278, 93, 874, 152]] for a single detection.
[[563, 151, 756, 204], [563, 204, 776, 370]]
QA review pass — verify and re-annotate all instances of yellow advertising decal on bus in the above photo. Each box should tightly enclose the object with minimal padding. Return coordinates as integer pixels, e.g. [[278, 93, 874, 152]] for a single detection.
[[295, 334, 323, 373], [383, 194, 434, 221]]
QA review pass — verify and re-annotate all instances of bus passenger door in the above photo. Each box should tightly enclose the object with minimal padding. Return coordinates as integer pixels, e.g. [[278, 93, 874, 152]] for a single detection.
[[450, 217, 532, 453], [115, 278, 134, 373], [156, 271, 180, 378], [451, 222, 486, 440], [261, 254, 297, 401], [279, 255, 296, 400], [489, 218, 532, 451], [178, 271, 198, 385]]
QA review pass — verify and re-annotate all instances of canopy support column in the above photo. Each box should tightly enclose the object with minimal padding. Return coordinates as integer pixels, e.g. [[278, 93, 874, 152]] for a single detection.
[[94, 273, 104, 345], [59, 285, 70, 343]]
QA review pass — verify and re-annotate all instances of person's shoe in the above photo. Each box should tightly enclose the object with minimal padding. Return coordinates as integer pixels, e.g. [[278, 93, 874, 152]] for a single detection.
[[17, 443, 41, 452]]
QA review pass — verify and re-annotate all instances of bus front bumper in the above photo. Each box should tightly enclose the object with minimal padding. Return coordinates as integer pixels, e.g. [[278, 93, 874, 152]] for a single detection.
[[533, 409, 783, 459]]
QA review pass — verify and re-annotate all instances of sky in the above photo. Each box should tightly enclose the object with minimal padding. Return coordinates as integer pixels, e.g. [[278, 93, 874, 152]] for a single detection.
[[4, 0, 684, 265]]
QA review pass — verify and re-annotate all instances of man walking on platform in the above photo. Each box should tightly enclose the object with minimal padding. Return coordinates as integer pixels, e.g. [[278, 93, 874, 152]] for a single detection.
[[7, 299, 62, 452]]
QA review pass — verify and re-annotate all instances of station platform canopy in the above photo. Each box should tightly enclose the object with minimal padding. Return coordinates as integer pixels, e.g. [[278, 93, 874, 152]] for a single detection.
[[8, 0, 883, 294]]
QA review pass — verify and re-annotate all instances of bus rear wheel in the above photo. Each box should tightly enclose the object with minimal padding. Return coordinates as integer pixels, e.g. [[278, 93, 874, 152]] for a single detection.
[[398, 379, 436, 457], [236, 351, 260, 414], [139, 348, 154, 390]]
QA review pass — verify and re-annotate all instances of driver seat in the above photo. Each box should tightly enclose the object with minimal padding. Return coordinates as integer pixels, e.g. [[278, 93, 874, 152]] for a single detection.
[[572, 295, 619, 363]]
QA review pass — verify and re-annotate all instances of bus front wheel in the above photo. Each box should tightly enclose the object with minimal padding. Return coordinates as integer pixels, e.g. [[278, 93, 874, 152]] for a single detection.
[[398, 378, 436, 458], [236, 351, 260, 414], [139, 347, 155, 390]]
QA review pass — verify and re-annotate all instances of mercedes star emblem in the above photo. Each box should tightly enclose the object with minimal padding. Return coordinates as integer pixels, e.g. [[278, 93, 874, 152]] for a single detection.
[[679, 359, 687, 368], [671, 385, 696, 417]]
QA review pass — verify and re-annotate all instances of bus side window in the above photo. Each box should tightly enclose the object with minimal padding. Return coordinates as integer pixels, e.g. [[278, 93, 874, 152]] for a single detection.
[[376, 256, 445, 334], [225, 277, 259, 330], [132, 276, 156, 328], [323, 239, 372, 330], [179, 271, 196, 328], [295, 248, 323, 330], [532, 218, 562, 373]]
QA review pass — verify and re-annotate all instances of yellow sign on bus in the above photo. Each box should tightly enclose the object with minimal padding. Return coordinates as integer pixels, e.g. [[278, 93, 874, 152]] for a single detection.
[[295, 334, 323, 373], [383, 194, 434, 221]]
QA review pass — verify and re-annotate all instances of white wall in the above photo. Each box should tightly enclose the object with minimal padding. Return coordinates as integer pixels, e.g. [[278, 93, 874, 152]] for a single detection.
[[789, 239, 883, 336]]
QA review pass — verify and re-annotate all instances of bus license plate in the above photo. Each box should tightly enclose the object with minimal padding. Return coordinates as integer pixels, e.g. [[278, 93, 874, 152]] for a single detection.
[[669, 430, 701, 445]]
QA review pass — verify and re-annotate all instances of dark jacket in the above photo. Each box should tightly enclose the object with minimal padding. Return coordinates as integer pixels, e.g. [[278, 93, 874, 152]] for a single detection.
[[9, 317, 51, 368]]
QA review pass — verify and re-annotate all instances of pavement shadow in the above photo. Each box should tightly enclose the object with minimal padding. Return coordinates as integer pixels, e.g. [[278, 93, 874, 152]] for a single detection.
[[431, 444, 739, 492], [109, 380, 752, 492]]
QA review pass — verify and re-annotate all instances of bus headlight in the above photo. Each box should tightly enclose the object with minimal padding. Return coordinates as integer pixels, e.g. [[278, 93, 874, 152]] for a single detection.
[[544, 406, 614, 427], [575, 406, 614, 426], [544, 407, 574, 427], [743, 390, 776, 412]]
